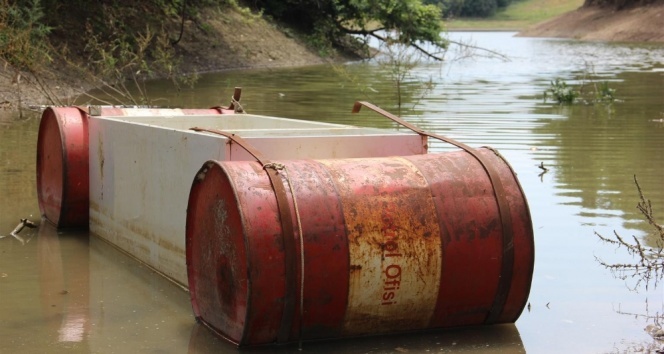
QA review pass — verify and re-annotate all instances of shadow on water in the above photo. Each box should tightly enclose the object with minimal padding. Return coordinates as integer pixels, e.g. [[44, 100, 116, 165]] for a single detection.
[[0, 223, 527, 353]]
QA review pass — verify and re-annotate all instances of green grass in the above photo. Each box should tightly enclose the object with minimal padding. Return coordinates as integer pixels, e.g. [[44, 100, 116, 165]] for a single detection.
[[445, 0, 585, 30]]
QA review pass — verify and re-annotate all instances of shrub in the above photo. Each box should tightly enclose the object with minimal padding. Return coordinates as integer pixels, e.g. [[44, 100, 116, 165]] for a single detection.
[[544, 79, 580, 105], [0, 0, 52, 70], [594, 81, 617, 103], [461, 0, 498, 17]]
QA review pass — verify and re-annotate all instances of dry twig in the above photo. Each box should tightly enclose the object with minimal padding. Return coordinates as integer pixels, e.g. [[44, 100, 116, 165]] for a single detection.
[[595, 175, 664, 290], [0, 219, 37, 245]]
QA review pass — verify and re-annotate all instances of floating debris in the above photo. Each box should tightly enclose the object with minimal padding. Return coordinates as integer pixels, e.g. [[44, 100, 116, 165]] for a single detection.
[[538, 162, 549, 172], [646, 324, 664, 340], [0, 219, 38, 245]]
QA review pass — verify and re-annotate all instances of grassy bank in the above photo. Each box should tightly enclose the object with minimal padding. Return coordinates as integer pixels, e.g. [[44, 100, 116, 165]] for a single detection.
[[445, 0, 585, 30]]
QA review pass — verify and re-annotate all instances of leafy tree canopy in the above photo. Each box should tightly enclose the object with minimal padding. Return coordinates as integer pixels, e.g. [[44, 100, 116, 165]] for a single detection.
[[423, 0, 515, 18], [2, 0, 448, 78], [250, 0, 447, 60]]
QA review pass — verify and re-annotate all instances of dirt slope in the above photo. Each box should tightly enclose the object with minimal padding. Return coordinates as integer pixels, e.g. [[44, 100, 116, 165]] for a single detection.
[[174, 9, 328, 73], [518, 2, 664, 42], [0, 7, 329, 111]]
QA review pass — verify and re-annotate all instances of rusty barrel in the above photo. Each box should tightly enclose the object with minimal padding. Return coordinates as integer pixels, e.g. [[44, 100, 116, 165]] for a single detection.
[[185, 148, 534, 346], [36, 106, 228, 228]]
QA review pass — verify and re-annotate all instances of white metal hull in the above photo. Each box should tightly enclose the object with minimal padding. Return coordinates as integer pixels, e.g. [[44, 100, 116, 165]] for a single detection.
[[88, 114, 427, 285]]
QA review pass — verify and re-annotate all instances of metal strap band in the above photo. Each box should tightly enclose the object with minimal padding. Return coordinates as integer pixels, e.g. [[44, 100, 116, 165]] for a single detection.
[[190, 127, 298, 343], [351, 101, 515, 324], [74, 106, 90, 115]]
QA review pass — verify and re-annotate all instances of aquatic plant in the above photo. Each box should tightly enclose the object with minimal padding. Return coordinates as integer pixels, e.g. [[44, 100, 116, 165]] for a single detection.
[[543, 78, 579, 105], [579, 61, 619, 105], [593, 80, 617, 103], [544, 75, 618, 106]]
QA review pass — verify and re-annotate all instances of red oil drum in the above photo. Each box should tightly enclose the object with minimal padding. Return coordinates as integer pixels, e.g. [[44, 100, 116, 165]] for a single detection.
[[36, 106, 229, 228], [37, 107, 90, 228], [186, 148, 534, 346]]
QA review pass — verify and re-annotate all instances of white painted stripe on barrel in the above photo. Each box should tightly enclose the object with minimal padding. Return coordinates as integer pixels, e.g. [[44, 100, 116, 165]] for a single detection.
[[322, 157, 442, 334]]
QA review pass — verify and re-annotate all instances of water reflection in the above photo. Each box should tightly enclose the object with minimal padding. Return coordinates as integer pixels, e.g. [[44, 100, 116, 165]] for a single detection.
[[532, 69, 664, 227], [0, 222, 528, 353], [188, 322, 526, 353], [595, 175, 664, 291], [0, 222, 193, 353], [37, 224, 90, 345]]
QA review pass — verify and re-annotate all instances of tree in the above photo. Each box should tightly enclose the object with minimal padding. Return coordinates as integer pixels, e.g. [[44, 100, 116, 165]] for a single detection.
[[423, 0, 514, 18], [461, 0, 497, 17], [250, 0, 447, 60]]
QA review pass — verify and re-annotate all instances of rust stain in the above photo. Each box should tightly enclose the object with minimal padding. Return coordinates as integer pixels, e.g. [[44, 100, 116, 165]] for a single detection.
[[318, 156, 443, 334], [349, 264, 362, 272]]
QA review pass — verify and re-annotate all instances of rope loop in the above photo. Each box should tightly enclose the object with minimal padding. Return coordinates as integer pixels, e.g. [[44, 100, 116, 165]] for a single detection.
[[231, 96, 244, 113], [263, 162, 285, 172]]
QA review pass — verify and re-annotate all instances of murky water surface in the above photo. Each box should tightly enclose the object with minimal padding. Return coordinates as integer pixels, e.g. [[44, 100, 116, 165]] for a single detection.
[[2, 32, 664, 353]]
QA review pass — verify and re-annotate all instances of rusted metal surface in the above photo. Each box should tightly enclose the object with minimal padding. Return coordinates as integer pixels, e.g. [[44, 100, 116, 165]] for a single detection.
[[37, 107, 89, 228], [36, 106, 227, 228], [324, 156, 443, 334], [352, 101, 518, 324], [190, 127, 298, 343], [186, 148, 534, 346]]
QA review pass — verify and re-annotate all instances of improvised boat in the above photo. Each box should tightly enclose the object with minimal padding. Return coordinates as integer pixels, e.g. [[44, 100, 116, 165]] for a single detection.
[[36, 90, 535, 346]]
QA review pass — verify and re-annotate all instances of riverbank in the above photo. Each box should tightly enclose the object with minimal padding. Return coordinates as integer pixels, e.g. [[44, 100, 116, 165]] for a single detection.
[[518, 2, 664, 42], [3, 2, 664, 113], [0, 7, 332, 112]]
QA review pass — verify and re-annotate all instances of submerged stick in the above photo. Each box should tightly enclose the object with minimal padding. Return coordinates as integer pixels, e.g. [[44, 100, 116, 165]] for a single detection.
[[538, 161, 549, 172], [1, 219, 38, 245], [11, 219, 37, 234]]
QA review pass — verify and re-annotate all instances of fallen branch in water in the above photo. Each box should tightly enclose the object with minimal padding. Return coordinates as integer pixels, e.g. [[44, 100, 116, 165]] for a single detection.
[[0, 219, 38, 245], [538, 162, 549, 172], [537, 162, 550, 181], [595, 175, 664, 290]]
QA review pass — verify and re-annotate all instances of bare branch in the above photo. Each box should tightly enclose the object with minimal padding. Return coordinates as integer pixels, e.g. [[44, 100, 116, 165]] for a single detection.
[[595, 175, 664, 290], [339, 27, 445, 61], [635, 175, 664, 235], [447, 39, 510, 62]]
